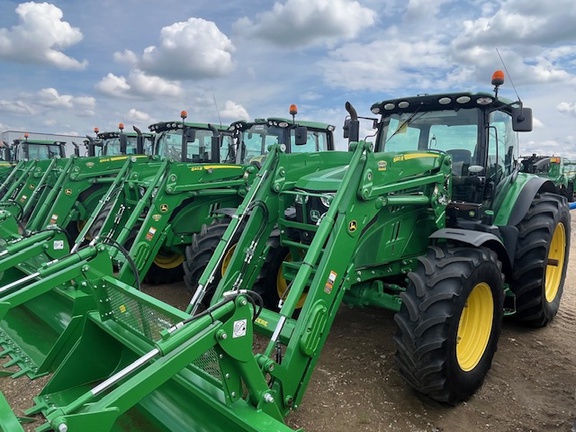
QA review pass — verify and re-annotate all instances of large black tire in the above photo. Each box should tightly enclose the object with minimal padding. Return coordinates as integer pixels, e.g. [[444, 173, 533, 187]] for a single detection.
[[183, 220, 238, 305], [394, 246, 504, 405], [559, 182, 574, 202], [145, 250, 185, 285], [252, 232, 303, 312], [87, 201, 115, 240], [511, 193, 570, 327]]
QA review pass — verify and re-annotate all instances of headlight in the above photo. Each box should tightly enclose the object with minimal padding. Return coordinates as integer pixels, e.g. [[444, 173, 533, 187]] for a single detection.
[[295, 194, 309, 204]]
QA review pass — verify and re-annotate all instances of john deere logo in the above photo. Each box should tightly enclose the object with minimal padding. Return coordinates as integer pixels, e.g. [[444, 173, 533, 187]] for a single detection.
[[310, 209, 321, 222], [65, 189, 72, 195], [348, 220, 357, 232], [160, 204, 169, 213]]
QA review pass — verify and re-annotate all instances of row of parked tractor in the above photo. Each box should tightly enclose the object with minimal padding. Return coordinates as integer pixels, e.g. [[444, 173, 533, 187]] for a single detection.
[[0, 71, 572, 432], [520, 153, 576, 202]]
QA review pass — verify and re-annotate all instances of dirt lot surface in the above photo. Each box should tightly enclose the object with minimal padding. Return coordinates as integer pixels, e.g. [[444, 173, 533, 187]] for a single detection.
[[1, 219, 576, 431]]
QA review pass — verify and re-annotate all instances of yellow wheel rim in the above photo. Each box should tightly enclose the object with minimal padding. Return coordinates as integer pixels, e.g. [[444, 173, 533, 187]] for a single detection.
[[456, 282, 494, 372], [545, 222, 566, 303], [221, 244, 236, 277], [276, 253, 307, 309], [154, 252, 185, 269]]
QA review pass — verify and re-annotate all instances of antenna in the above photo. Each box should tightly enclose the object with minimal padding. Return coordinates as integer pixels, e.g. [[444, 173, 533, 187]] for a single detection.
[[212, 93, 223, 126], [496, 48, 521, 102]]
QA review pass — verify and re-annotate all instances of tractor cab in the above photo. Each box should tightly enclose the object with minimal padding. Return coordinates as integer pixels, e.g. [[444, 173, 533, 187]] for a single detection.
[[148, 112, 230, 162], [11, 134, 67, 161], [227, 105, 335, 165], [371, 71, 533, 226], [86, 124, 152, 157]]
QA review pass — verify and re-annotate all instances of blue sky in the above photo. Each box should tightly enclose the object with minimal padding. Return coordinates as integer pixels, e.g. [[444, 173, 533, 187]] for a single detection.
[[1, 0, 576, 155]]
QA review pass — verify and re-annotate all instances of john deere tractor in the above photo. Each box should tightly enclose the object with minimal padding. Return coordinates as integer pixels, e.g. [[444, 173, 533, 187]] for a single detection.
[[85, 124, 153, 157], [0, 72, 569, 431]]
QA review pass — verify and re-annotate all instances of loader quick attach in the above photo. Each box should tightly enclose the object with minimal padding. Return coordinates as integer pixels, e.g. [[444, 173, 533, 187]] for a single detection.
[[0, 72, 571, 431]]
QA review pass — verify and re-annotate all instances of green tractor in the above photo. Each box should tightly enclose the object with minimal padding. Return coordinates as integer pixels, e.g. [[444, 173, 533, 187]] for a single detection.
[[85, 124, 153, 157], [520, 153, 575, 201], [0, 73, 569, 431]]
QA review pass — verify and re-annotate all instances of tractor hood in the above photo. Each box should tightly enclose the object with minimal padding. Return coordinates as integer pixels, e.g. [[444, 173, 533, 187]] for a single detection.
[[295, 151, 446, 192]]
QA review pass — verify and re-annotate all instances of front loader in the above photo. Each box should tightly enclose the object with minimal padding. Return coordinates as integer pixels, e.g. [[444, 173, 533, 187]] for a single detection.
[[2, 73, 567, 431], [0, 109, 335, 381]]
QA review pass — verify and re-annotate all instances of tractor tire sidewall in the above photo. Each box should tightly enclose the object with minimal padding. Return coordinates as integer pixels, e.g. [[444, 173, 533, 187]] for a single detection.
[[394, 246, 504, 405], [252, 232, 291, 311], [511, 192, 571, 327], [183, 220, 237, 305]]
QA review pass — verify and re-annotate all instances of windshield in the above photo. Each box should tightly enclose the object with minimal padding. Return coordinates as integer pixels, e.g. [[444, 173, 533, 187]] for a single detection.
[[102, 136, 139, 155], [378, 109, 480, 157], [154, 129, 222, 162], [237, 124, 331, 163], [19, 144, 63, 160]]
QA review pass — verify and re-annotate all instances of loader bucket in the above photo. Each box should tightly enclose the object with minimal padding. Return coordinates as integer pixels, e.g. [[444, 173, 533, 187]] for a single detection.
[[0, 243, 112, 379], [0, 275, 298, 432]]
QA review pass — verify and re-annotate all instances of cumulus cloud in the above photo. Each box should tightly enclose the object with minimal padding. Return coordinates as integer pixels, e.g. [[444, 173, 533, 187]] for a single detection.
[[219, 101, 249, 121], [0, 88, 95, 118], [127, 108, 153, 123], [233, 0, 376, 47], [112, 18, 235, 81], [558, 101, 576, 116], [95, 70, 182, 99], [0, 2, 87, 69], [0, 99, 33, 115]]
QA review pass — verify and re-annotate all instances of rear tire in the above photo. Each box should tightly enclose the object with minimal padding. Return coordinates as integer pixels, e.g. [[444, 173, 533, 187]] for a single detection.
[[394, 246, 504, 405], [511, 193, 570, 327]]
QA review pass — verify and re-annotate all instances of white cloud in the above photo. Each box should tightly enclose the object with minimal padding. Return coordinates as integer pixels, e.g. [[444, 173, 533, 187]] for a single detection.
[[116, 18, 235, 80], [219, 101, 249, 121], [127, 108, 153, 123], [0, 99, 33, 115], [558, 101, 576, 117], [0, 2, 87, 69], [95, 70, 182, 99], [234, 0, 376, 48]]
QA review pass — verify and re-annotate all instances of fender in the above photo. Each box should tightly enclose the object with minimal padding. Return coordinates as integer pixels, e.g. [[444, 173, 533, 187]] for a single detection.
[[499, 176, 556, 227], [429, 228, 512, 281]]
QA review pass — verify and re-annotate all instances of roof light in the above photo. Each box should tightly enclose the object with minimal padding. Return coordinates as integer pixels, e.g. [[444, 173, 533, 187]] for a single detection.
[[491, 70, 505, 87], [278, 121, 289, 128], [456, 96, 471, 104], [438, 97, 452, 105], [398, 101, 409, 108], [371, 107, 381, 114], [476, 97, 493, 105], [384, 103, 395, 110]]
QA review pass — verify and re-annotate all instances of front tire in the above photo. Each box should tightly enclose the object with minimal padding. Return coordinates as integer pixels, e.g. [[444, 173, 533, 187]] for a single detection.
[[511, 193, 570, 327], [183, 220, 238, 305], [394, 246, 504, 405]]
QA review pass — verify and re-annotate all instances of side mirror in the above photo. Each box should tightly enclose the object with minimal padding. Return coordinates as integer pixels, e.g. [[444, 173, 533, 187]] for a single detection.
[[512, 106, 533, 132], [294, 126, 308, 146], [343, 119, 359, 142]]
